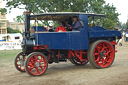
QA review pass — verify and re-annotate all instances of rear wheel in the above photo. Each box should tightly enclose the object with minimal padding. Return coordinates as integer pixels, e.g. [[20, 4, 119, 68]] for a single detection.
[[69, 51, 88, 65], [25, 52, 48, 76], [88, 40, 115, 68], [14, 52, 26, 72], [70, 57, 88, 65]]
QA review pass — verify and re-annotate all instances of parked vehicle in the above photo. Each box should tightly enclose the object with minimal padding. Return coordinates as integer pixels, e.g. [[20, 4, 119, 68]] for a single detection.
[[14, 12, 121, 76]]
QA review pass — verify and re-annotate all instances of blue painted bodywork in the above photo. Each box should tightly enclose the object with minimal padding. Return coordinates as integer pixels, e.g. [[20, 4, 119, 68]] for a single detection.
[[89, 26, 121, 38], [33, 14, 121, 50]]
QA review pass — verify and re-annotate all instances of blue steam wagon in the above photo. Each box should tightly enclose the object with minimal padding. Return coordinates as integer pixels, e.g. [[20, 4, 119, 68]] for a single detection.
[[14, 12, 121, 76]]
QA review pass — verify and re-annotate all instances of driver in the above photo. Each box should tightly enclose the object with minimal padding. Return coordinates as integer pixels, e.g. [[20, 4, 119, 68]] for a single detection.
[[71, 16, 82, 31]]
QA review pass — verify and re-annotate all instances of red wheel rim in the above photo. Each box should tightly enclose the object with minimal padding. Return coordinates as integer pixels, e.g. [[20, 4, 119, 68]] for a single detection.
[[93, 42, 114, 67], [27, 54, 47, 76], [56, 26, 67, 32], [16, 53, 26, 71]]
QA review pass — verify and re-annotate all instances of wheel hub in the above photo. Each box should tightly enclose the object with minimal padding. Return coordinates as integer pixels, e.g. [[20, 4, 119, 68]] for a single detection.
[[20, 59, 24, 66], [34, 62, 40, 67], [100, 51, 106, 58]]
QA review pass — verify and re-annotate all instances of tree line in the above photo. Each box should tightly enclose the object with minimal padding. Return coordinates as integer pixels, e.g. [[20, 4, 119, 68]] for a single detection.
[[0, 0, 120, 30]]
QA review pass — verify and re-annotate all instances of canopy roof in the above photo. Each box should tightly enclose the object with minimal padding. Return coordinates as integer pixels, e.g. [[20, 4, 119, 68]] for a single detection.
[[30, 12, 105, 21]]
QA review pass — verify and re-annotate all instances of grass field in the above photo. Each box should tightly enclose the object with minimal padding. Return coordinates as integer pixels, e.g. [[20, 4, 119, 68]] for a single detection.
[[0, 50, 21, 67]]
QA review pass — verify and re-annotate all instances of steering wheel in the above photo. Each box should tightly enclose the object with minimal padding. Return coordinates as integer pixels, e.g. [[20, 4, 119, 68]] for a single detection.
[[55, 26, 67, 32]]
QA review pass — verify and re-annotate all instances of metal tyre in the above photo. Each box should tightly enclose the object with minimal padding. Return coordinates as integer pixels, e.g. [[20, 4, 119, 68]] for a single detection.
[[25, 52, 48, 76], [87, 40, 115, 68], [14, 52, 26, 72], [69, 57, 88, 66], [69, 51, 88, 65]]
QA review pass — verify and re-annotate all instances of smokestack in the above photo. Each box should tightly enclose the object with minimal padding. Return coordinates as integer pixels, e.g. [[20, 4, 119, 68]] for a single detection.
[[24, 11, 30, 38]]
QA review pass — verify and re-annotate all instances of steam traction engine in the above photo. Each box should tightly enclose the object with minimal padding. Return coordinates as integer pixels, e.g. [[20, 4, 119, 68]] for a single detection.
[[14, 12, 121, 76]]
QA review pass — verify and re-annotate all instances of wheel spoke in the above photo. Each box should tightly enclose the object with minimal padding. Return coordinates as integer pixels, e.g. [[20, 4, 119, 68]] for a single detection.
[[34, 56, 38, 62], [37, 68, 40, 73], [108, 55, 112, 59], [107, 50, 111, 54], [39, 58, 44, 63], [17, 59, 20, 62], [94, 53, 99, 56], [101, 58, 105, 66], [104, 59, 109, 63], [101, 43, 107, 52], [28, 63, 33, 67], [104, 50, 111, 56], [101, 47, 105, 51], [29, 67, 34, 72], [30, 58, 34, 64], [18, 57, 21, 60], [17, 64, 21, 66], [96, 46, 102, 52], [97, 58, 105, 66], [95, 56, 100, 62], [18, 64, 21, 68], [28, 66, 34, 69], [39, 64, 46, 68]]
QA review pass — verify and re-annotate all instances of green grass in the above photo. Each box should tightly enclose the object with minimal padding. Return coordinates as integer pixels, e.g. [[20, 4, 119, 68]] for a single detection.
[[0, 50, 22, 66]]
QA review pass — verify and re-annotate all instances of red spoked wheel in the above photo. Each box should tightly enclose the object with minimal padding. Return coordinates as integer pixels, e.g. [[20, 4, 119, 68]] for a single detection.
[[69, 50, 88, 65], [56, 26, 67, 32], [88, 40, 115, 68], [25, 52, 48, 76], [14, 52, 26, 72]]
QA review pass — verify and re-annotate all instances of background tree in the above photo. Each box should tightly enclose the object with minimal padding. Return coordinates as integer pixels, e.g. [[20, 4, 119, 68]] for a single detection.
[[102, 4, 120, 30], [7, 27, 21, 33], [16, 15, 25, 23], [0, 8, 7, 14], [0, 0, 120, 30]]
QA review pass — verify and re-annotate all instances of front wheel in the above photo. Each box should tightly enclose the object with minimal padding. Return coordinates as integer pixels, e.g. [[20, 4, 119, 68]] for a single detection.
[[24, 52, 48, 76], [14, 52, 26, 72], [87, 40, 115, 68]]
